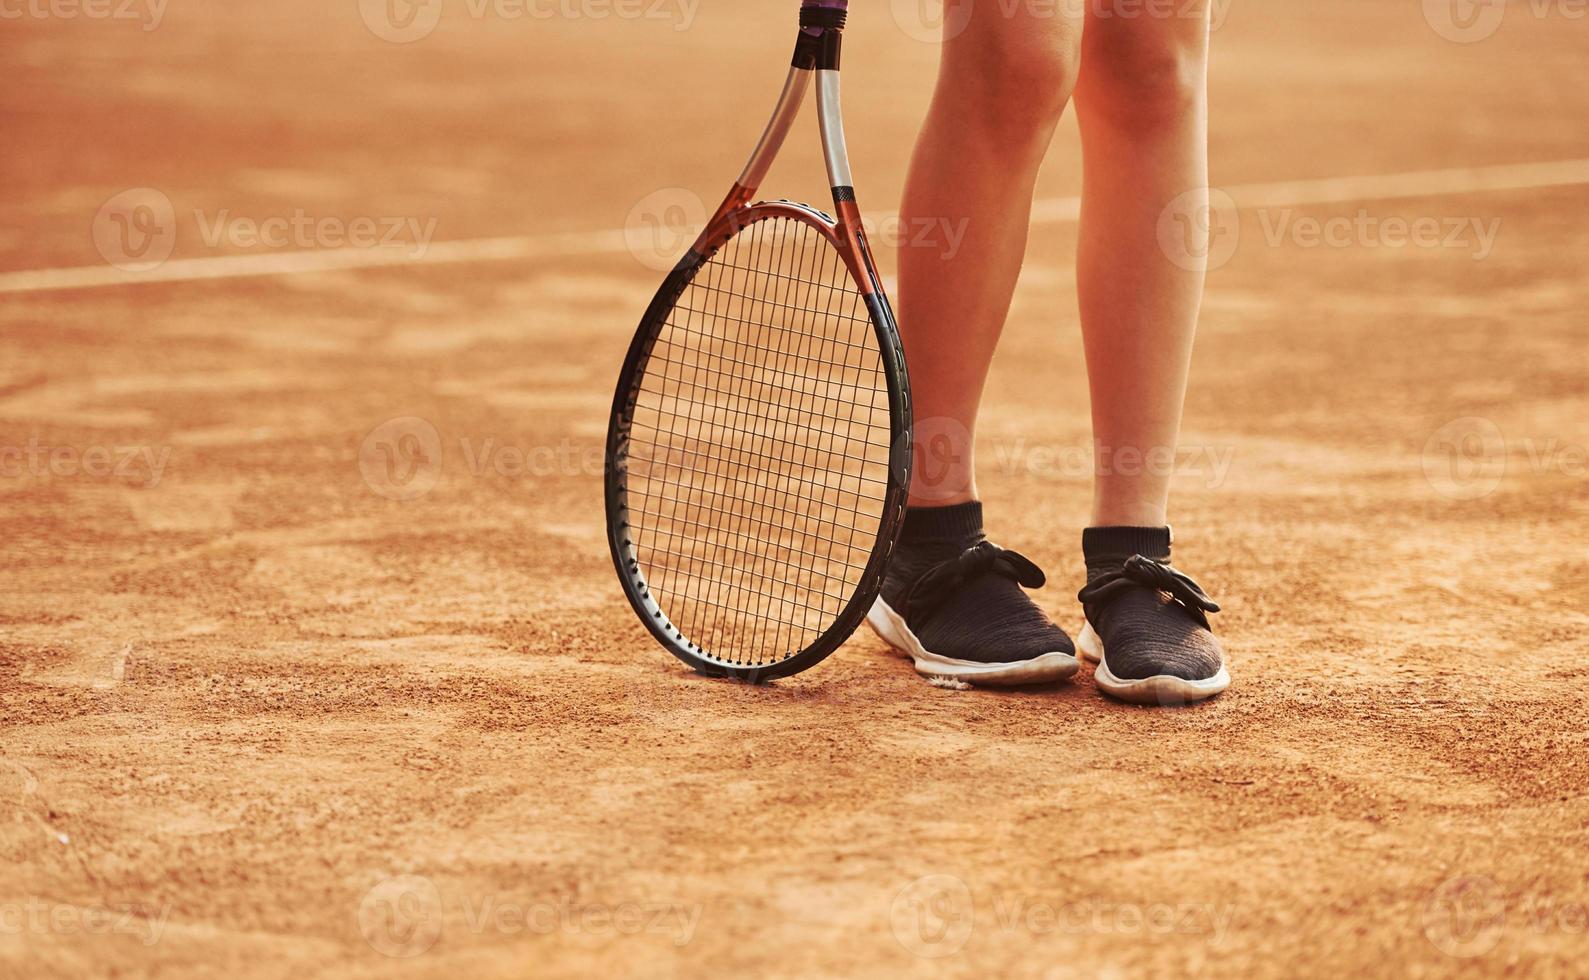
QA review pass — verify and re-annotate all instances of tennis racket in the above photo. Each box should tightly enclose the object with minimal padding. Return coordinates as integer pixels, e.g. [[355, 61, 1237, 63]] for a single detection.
[[605, 0, 911, 683]]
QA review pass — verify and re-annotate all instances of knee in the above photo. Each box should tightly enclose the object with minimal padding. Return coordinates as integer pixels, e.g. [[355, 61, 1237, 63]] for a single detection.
[[947, 17, 1081, 142], [1075, 15, 1208, 134]]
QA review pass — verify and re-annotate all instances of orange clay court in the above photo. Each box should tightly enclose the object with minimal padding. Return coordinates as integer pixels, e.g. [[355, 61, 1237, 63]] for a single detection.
[[3, 1, 1588, 976]]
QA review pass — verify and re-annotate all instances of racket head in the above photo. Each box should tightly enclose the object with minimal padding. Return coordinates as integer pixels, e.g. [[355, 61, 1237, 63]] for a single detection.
[[606, 200, 910, 682]]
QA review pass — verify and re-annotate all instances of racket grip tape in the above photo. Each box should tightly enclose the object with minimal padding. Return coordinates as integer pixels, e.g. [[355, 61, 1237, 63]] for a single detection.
[[799, 0, 846, 31]]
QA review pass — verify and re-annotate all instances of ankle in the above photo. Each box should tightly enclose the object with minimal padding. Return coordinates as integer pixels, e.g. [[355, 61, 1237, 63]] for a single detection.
[[1089, 499, 1168, 528]]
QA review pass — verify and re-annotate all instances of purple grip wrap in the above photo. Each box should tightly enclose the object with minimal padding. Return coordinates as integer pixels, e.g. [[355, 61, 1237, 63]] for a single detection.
[[797, 0, 846, 56]]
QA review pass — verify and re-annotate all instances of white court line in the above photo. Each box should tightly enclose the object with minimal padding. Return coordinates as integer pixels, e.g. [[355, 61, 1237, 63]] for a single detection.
[[3, 158, 1588, 296], [1029, 157, 1589, 224]]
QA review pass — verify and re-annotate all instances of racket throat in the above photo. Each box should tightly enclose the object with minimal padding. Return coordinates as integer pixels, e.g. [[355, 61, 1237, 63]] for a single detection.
[[695, 4, 866, 285], [723, 10, 851, 215], [814, 69, 854, 195], [732, 65, 810, 199]]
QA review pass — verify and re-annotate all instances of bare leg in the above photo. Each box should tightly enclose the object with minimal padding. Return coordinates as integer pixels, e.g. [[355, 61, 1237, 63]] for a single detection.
[[883, 1, 1224, 697], [871, 2, 1087, 687], [1072, 2, 1212, 526], [896, 2, 1081, 506], [1068, 6, 1228, 703]]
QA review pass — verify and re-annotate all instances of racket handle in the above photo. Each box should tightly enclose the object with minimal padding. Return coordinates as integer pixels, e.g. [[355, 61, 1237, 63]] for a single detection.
[[796, 0, 845, 70]]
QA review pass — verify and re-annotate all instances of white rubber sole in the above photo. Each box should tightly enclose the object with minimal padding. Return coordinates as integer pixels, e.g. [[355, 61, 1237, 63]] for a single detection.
[[865, 598, 1079, 687], [1075, 622, 1230, 705]]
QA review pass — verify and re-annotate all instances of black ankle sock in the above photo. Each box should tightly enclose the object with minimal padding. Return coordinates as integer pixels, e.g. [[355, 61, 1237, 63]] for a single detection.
[[882, 503, 985, 611], [879, 502, 1074, 663], [1080, 525, 1222, 681], [1082, 526, 1172, 578], [900, 501, 985, 548]]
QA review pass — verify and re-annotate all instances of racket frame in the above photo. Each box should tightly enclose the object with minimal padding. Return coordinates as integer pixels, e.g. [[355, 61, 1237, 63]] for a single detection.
[[606, 2, 912, 682]]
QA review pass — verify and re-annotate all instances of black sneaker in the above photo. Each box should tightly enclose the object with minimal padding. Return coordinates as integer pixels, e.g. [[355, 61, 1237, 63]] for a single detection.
[[1076, 526, 1230, 704], [866, 502, 1078, 686]]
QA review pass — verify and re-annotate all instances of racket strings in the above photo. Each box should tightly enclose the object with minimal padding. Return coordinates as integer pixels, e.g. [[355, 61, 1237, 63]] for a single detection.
[[625, 216, 892, 665]]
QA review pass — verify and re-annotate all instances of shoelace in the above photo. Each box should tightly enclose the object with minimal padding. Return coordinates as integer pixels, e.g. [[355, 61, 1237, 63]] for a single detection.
[[901, 540, 1047, 624], [1076, 554, 1221, 628]]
